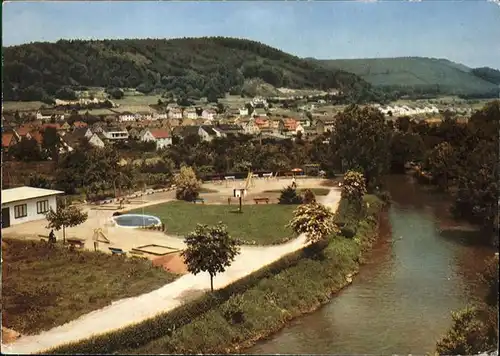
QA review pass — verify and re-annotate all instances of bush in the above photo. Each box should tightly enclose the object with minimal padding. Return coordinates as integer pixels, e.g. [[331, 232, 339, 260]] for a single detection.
[[302, 189, 316, 204], [173, 166, 201, 202], [278, 186, 303, 204]]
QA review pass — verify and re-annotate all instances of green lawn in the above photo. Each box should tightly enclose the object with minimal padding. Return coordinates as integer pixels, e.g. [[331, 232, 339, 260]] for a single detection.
[[2, 238, 179, 335], [263, 188, 330, 196], [128, 201, 297, 244]]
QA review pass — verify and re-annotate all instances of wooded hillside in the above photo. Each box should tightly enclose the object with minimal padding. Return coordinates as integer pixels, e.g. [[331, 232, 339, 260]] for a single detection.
[[3, 37, 383, 103]]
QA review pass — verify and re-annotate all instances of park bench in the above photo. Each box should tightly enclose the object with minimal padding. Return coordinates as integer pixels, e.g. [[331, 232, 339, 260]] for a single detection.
[[254, 197, 270, 204], [67, 238, 85, 249], [193, 198, 205, 204], [109, 247, 126, 255], [262, 173, 273, 179]]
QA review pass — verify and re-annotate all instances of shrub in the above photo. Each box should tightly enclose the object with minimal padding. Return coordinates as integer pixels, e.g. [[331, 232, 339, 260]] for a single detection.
[[173, 166, 201, 202], [302, 189, 316, 204], [278, 186, 303, 204]]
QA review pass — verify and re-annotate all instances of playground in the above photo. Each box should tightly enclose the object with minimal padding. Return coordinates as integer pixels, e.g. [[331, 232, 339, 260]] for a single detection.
[[1, 174, 333, 270], [1, 174, 342, 354]]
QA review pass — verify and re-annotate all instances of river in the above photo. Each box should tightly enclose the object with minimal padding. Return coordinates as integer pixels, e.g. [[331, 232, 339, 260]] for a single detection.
[[247, 175, 495, 354]]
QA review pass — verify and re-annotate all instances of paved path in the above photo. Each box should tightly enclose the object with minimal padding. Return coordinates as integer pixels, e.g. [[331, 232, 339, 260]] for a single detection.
[[2, 188, 341, 354]]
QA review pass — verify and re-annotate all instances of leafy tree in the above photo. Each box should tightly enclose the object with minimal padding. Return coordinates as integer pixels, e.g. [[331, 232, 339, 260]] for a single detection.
[[340, 170, 367, 206], [389, 132, 425, 173], [331, 105, 392, 189], [10, 138, 44, 162], [278, 185, 303, 204], [173, 166, 201, 201], [181, 223, 240, 291], [45, 204, 88, 244], [425, 142, 457, 191], [42, 127, 61, 161], [452, 140, 498, 235], [287, 202, 338, 244], [55, 87, 77, 100], [107, 87, 124, 99]]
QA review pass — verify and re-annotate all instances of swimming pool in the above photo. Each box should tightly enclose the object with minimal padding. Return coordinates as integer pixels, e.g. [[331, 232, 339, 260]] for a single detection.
[[112, 214, 162, 228]]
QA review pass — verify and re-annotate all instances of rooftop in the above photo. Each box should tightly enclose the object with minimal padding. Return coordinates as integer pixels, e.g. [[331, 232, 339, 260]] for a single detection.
[[2, 186, 64, 205]]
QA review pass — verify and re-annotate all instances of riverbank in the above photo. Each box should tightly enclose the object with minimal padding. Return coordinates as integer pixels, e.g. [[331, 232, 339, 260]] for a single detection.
[[123, 194, 385, 354]]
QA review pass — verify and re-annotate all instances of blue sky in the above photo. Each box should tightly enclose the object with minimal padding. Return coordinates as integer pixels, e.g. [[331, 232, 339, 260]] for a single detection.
[[3, 1, 500, 69]]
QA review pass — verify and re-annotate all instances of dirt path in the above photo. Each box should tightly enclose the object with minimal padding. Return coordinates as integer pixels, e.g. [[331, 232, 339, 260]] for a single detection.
[[2, 186, 341, 355]]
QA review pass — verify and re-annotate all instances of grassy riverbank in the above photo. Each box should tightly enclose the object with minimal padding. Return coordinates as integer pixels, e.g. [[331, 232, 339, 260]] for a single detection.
[[46, 194, 384, 355], [127, 195, 384, 354]]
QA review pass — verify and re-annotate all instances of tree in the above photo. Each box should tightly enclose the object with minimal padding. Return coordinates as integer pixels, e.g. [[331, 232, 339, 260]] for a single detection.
[[331, 105, 392, 189], [42, 127, 61, 161], [173, 166, 201, 201], [340, 170, 367, 206], [45, 204, 88, 244], [10, 138, 44, 162], [182, 223, 240, 291], [452, 140, 498, 236], [287, 202, 338, 244], [425, 142, 457, 191], [278, 185, 303, 204]]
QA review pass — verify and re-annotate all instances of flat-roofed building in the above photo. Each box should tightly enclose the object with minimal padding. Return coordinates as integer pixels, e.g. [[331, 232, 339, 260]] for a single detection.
[[1, 186, 64, 228]]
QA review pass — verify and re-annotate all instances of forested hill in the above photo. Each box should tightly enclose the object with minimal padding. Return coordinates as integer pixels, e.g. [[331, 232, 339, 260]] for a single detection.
[[3, 37, 383, 103], [315, 57, 499, 98]]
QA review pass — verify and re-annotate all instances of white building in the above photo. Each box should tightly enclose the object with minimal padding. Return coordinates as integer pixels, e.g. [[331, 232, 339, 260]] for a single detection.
[[140, 129, 172, 150], [1, 187, 64, 228], [119, 113, 135, 122]]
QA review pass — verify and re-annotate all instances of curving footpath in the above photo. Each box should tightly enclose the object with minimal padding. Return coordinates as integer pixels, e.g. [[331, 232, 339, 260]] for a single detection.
[[2, 189, 341, 355]]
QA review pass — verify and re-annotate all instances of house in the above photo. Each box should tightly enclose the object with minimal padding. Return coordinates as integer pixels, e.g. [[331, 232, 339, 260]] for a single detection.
[[141, 129, 173, 150], [119, 112, 136, 122], [172, 125, 200, 139], [1, 186, 64, 228], [315, 118, 335, 134], [198, 126, 218, 142], [239, 108, 249, 116], [88, 133, 106, 148], [241, 120, 261, 135], [184, 108, 198, 120], [181, 118, 196, 126], [213, 124, 243, 137], [201, 109, 217, 121], [2, 132, 18, 152], [102, 127, 129, 141], [168, 108, 183, 120]]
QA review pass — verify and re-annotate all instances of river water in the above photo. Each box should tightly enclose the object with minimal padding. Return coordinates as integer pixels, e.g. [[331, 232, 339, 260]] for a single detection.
[[248, 175, 495, 354]]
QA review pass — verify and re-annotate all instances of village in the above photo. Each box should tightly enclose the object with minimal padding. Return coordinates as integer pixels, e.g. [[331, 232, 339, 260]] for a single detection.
[[1, 90, 478, 154]]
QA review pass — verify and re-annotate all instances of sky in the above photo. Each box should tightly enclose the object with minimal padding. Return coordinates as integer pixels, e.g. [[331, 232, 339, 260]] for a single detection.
[[3, 1, 500, 69]]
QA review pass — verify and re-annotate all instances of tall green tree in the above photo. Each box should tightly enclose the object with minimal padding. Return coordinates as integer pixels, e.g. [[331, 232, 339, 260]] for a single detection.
[[173, 166, 201, 201], [331, 105, 392, 189], [425, 142, 457, 191], [182, 223, 240, 291]]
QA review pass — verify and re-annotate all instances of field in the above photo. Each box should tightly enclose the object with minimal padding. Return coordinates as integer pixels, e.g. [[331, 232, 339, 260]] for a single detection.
[[2, 238, 179, 335], [128, 201, 297, 244], [3, 101, 45, 112]]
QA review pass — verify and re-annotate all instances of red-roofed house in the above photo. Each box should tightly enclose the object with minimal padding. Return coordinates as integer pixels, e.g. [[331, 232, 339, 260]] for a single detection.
[[254, 117, 270, 130], [140, 129, 173, 150], [2, 132, 18, 152]]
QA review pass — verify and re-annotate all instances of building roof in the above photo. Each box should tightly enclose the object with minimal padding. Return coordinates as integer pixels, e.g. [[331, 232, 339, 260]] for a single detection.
[[150, 129, 170, 139], [2, 132, 15, 148], [2, 186, 64, 204]]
